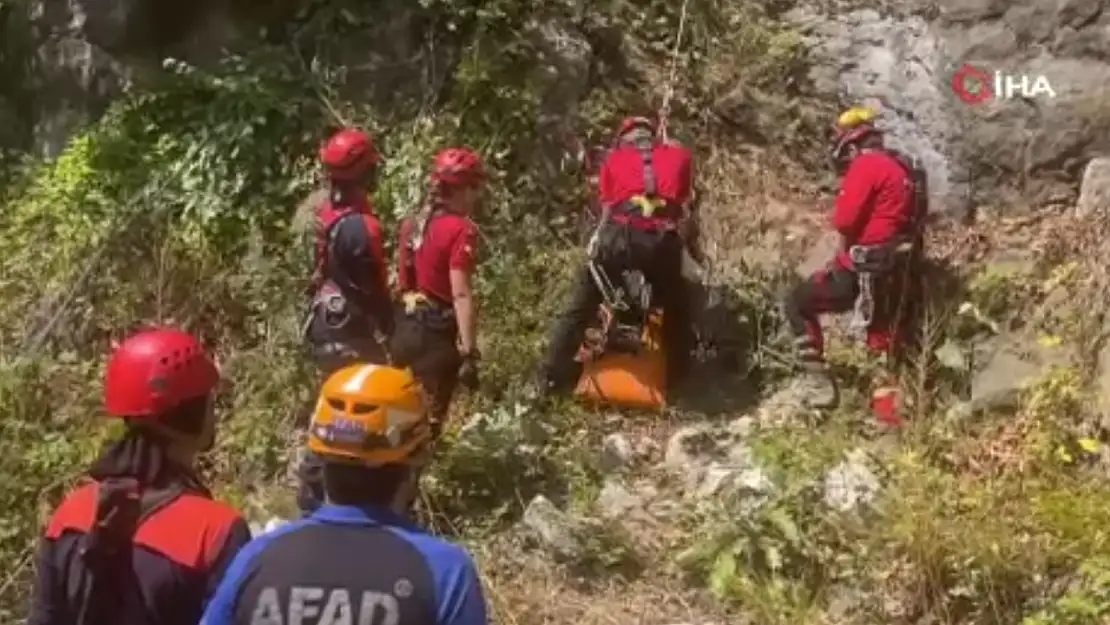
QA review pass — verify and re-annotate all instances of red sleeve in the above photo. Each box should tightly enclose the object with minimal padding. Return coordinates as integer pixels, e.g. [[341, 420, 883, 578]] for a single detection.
[[448, 222, 479, 272], [598, 155, 617, 208], [397, 218, 414, 291], [678, 149, 694, 207], [831, 158, 876, 235]]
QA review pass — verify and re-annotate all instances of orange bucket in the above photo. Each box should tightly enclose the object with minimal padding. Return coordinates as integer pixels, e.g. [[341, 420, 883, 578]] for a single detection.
[[574, 310, 667, 410]]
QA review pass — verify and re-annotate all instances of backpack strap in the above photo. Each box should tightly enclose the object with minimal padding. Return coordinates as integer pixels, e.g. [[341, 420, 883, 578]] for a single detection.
[[321, 211, 361, 282], [402, 209, 442, 293], [72, 478, 186, 625], [636, 139, 657, 197]]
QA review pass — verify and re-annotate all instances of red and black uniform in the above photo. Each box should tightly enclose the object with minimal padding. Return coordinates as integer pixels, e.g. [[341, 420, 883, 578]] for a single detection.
[[27, 328, 251, 625], [541, 117, 695, 393], [391, 210, 479, 431], [305, 128, 392, 373], [307, 192, 393, 367], [783, 149, 919, 362], [29, 479, 249, 625]]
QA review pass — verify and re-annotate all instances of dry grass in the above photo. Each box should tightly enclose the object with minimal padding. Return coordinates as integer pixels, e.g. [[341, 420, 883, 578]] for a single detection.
[[479, 538, 733, 625]]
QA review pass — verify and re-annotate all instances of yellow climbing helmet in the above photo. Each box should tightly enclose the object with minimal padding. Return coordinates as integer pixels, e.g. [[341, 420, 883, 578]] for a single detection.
[[308, 364, 431, 467], [831, 105, 881, 160], [835, 106, 879, 132]]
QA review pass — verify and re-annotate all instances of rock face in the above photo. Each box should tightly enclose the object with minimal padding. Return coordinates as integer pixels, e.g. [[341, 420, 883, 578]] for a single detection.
[[10, 0, 469, 156], [790, 0, 1110, 214], [23, 0, 249, 156], [1077, 157, 1110, 215]]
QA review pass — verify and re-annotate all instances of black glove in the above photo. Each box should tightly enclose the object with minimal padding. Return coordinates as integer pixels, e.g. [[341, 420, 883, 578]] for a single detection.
[[458, 351, 480, 391]]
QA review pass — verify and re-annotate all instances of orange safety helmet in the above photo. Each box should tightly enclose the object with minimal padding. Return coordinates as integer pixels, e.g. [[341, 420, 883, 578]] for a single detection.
[[308, 364, 431, 466], [319, 128, 380, 181]]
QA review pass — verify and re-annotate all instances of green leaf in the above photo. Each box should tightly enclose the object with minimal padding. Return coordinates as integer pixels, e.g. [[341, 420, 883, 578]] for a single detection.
[[767, 508, 802, 546], [709, 550, 737, 598]]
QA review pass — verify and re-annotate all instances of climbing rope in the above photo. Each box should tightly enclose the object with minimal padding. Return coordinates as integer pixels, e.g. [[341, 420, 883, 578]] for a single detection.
[[850, 272, 875, 337], [657, 0, 691, 142]]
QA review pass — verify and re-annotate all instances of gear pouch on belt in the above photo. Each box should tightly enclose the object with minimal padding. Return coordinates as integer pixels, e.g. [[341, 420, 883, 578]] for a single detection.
[[597, 222, 665, 269], [849, 245, 893, 273], [392, 292, 456, 365]]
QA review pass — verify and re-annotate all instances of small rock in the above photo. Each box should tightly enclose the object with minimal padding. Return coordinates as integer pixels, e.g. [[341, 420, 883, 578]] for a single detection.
[[823, 449, 881, 512], [696, 463, 738, 498], [934, 339, 970, 371], [1077, 157, 1110, 217], [663, 425, 716, 469], [522, 495, 585, 561], [600, 433, 635, 472], [971, 339, 1068, 411], [596, 478, 644, 519], [727, 416, 755, 437]]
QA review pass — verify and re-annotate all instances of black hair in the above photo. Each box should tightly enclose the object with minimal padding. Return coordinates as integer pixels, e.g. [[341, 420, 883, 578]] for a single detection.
[[323, 462, 410, 507], [153, 394, 210, 436], [860, 132, 884, 149]]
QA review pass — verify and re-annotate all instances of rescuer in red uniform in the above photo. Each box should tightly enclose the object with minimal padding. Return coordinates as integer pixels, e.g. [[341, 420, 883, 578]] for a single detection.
[[299, 128, 394, 515], [305, 127, 393, 371], [538, 116, 697, 396], [29, 328, 250, 625], [781, 106, 924, 414], [392, 147, 487, 437]]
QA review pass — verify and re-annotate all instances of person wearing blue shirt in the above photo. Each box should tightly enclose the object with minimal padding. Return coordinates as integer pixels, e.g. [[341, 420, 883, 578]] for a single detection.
[[201, 364, 489, 625]]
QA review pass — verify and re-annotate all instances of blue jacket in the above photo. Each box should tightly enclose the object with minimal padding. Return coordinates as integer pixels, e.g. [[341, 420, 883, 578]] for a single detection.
[[201, 503, 488, 625]]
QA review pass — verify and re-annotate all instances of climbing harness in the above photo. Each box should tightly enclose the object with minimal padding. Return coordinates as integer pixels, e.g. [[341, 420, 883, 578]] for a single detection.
[[847, 151, 930, 338], [302, 211, 361, 340]]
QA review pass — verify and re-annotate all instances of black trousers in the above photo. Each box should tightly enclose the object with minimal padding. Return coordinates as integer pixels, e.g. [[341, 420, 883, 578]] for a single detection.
[[541, 222, 692, 392], [390, 308, 461, 437]]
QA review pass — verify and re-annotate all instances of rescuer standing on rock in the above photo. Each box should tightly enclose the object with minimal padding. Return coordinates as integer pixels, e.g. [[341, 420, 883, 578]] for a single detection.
[[391, 147, 487, 438], [201, 364, 489, 625], [28, 328, 251, 625], [538, 116, 697, 397], [780, 106, 925, 418]]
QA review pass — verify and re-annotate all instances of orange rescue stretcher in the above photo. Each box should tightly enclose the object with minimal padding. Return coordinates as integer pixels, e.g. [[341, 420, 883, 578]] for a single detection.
[[573, 263, 667, 410]]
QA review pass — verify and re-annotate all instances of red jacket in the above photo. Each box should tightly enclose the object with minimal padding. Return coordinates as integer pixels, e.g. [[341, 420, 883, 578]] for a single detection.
[[599, 142, 694, 227], [397, 211, 479, 305], [831, 150, 914, 269]]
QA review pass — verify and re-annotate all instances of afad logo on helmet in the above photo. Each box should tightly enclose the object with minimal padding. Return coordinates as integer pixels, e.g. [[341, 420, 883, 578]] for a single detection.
[[950, 63, 1057, 104]]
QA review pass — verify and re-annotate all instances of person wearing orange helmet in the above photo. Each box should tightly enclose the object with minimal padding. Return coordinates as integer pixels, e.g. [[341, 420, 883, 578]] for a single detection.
[[780, 106, 926, 417], [391, 147, 486, 436], [28, 328, 250, 625], [202, 364, 489, 625], [298, 127, 395, 515], [538, 115, 697, 396]]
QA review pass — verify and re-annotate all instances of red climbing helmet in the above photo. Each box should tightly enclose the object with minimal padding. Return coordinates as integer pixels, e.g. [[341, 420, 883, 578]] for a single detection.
[[616, 116, 656, 139], [319, 128, 380, 181], [103, 328, 219, 418], [430, 147, 486, 188]]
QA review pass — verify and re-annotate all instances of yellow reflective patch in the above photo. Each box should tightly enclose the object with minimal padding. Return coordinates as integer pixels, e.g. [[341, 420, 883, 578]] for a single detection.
[[630, 195, 666, 216]]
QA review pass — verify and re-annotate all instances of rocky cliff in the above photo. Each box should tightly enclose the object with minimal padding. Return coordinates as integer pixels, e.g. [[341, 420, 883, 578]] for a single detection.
[[791, 0, 1110, 213]]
